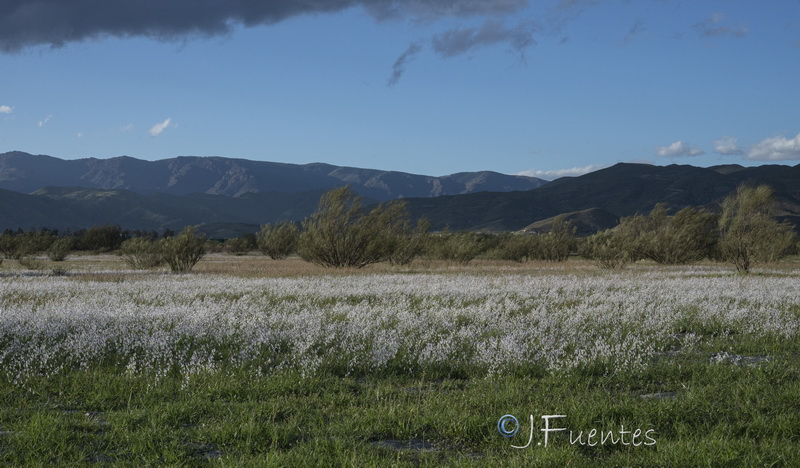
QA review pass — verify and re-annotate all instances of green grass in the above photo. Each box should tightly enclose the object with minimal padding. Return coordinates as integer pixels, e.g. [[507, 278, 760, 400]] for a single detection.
[[0, 340, 797, 467]]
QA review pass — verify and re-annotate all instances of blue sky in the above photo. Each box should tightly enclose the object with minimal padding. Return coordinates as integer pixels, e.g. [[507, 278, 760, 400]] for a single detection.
[[1, 0, 799, 179]]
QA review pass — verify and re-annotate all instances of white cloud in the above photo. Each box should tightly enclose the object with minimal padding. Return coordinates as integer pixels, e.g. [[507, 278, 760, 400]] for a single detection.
[[713, 136, 743, 155], [746, 133, 800, 161], [149, 118, 172, 137], [38, 114, 53, 127], [120, 123, 134, 132], [516, 164, 608, 180], [656, 140, 704, 157], [0, 105, 12, 114]]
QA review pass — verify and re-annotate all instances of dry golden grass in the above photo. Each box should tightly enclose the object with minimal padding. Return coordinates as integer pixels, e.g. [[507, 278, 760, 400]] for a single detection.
[[2, 251, 799, 279]]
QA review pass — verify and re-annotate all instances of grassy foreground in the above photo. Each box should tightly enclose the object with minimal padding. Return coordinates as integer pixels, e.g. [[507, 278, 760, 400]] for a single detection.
[[0, 255, 798, 466]]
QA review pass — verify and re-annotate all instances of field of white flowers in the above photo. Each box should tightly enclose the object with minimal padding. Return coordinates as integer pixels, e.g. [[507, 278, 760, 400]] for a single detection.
[[1, 268, 798, 382]]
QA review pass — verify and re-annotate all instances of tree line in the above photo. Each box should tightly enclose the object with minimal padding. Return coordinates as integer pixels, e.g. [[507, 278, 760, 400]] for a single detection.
[[0, 184, 796, 273]]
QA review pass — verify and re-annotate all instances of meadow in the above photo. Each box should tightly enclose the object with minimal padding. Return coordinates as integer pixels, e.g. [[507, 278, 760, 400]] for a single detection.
[[0, 254, 798, 466]]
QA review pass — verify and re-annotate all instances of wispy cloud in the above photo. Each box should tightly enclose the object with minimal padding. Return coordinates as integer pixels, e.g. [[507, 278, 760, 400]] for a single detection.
[[622, 18, 646, 45], [120, 123, 134, 132], [713, 136, 743, 155], [149, 118, 173, 137], [694, 13, 748, 39], [746, 133, 800, 161], [431, 19, 536, 59], [656, 140, 704, 157], [517, 164, 607, 180], [388, 42, 422, 87], [38, 115, 53, 127], [0, 105, 12, 114]]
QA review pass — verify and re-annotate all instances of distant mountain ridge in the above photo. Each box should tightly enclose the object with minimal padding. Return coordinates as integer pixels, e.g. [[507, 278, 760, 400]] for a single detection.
[[401, 162, 800, 231], [0, 152, 798, 236], [0, 151, 548, 201]]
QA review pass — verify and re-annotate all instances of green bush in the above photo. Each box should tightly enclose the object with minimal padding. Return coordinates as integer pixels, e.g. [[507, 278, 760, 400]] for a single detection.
[[718, 185, 796, 272], [535, 215, 576, 262], [74, 224, 124, 252], [623, 204, 718, 265], [159, 226, 206, 273], [297, 186, 410, 268], [429, 232, 486, 264], [47, 238, 73, 262], [387, 218, 430, 266], [224, 236, 256, 256], [580, 229, 632, 269], [490, 234, 539, 262], [0, 234, 19, 259], [120, 238, 165, 270], [257, 222, 299, 260]]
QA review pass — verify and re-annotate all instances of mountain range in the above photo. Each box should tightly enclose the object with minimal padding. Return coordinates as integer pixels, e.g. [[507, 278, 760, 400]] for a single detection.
[[0, 151, 798, 236], [0, 151, 546, 201]]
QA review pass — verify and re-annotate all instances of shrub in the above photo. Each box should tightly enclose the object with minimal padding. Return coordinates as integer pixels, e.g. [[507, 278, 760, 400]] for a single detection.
[[47, 238, 74, 262], [224, 236, 255, 256], [387, 218, 430, 266], [580, 229, 632, 269], [536, 215, 576, 262], [430, 232, 485, 264], [257, 222, 299, 260], [718, 185, 796, 272], [120, 238, 165, 270], [74, 224, 124, 252], [491, 234, 539, 262], [297, 186, 409, 268], [627, 204, 718, 265], [159, 226, 206, 273]]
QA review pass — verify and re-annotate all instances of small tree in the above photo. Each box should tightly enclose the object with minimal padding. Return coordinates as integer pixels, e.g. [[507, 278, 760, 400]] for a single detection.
[[47, 238, 74, 262], [387, 218, 430, 266], [718, 185, 796, 272], [491, 233, 538, 262], [580, 229, 633, 269], [431, 231, 485, 264], [298, 186, 410, 268], [0, 234, 18, 259], [536, 215, 576, 262], [120, 237, 165, 269], [257, 222, 299, 260], [633, 204, 718, 265], [160, 226, 206, 273]]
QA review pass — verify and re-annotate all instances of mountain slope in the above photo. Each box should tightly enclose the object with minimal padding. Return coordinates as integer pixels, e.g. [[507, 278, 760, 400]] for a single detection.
[[401, 163, 800, 231], [1, 160, 798, 235], [0, 151, 547, 200]]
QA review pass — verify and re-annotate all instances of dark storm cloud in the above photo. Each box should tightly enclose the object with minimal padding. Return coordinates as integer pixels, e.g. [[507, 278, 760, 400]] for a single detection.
[[387, 42, 422, 86], [0, 0, 529, 53], [431, 19, 535, 58]]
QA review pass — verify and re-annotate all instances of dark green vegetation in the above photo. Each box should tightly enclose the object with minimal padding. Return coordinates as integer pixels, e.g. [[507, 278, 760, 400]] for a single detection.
[[2, 183, 796, 273], [0, 331, 797, 466]]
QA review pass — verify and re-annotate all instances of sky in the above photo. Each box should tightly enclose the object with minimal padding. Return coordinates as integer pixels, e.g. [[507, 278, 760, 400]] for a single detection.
[[1, 0, 799, 179]]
